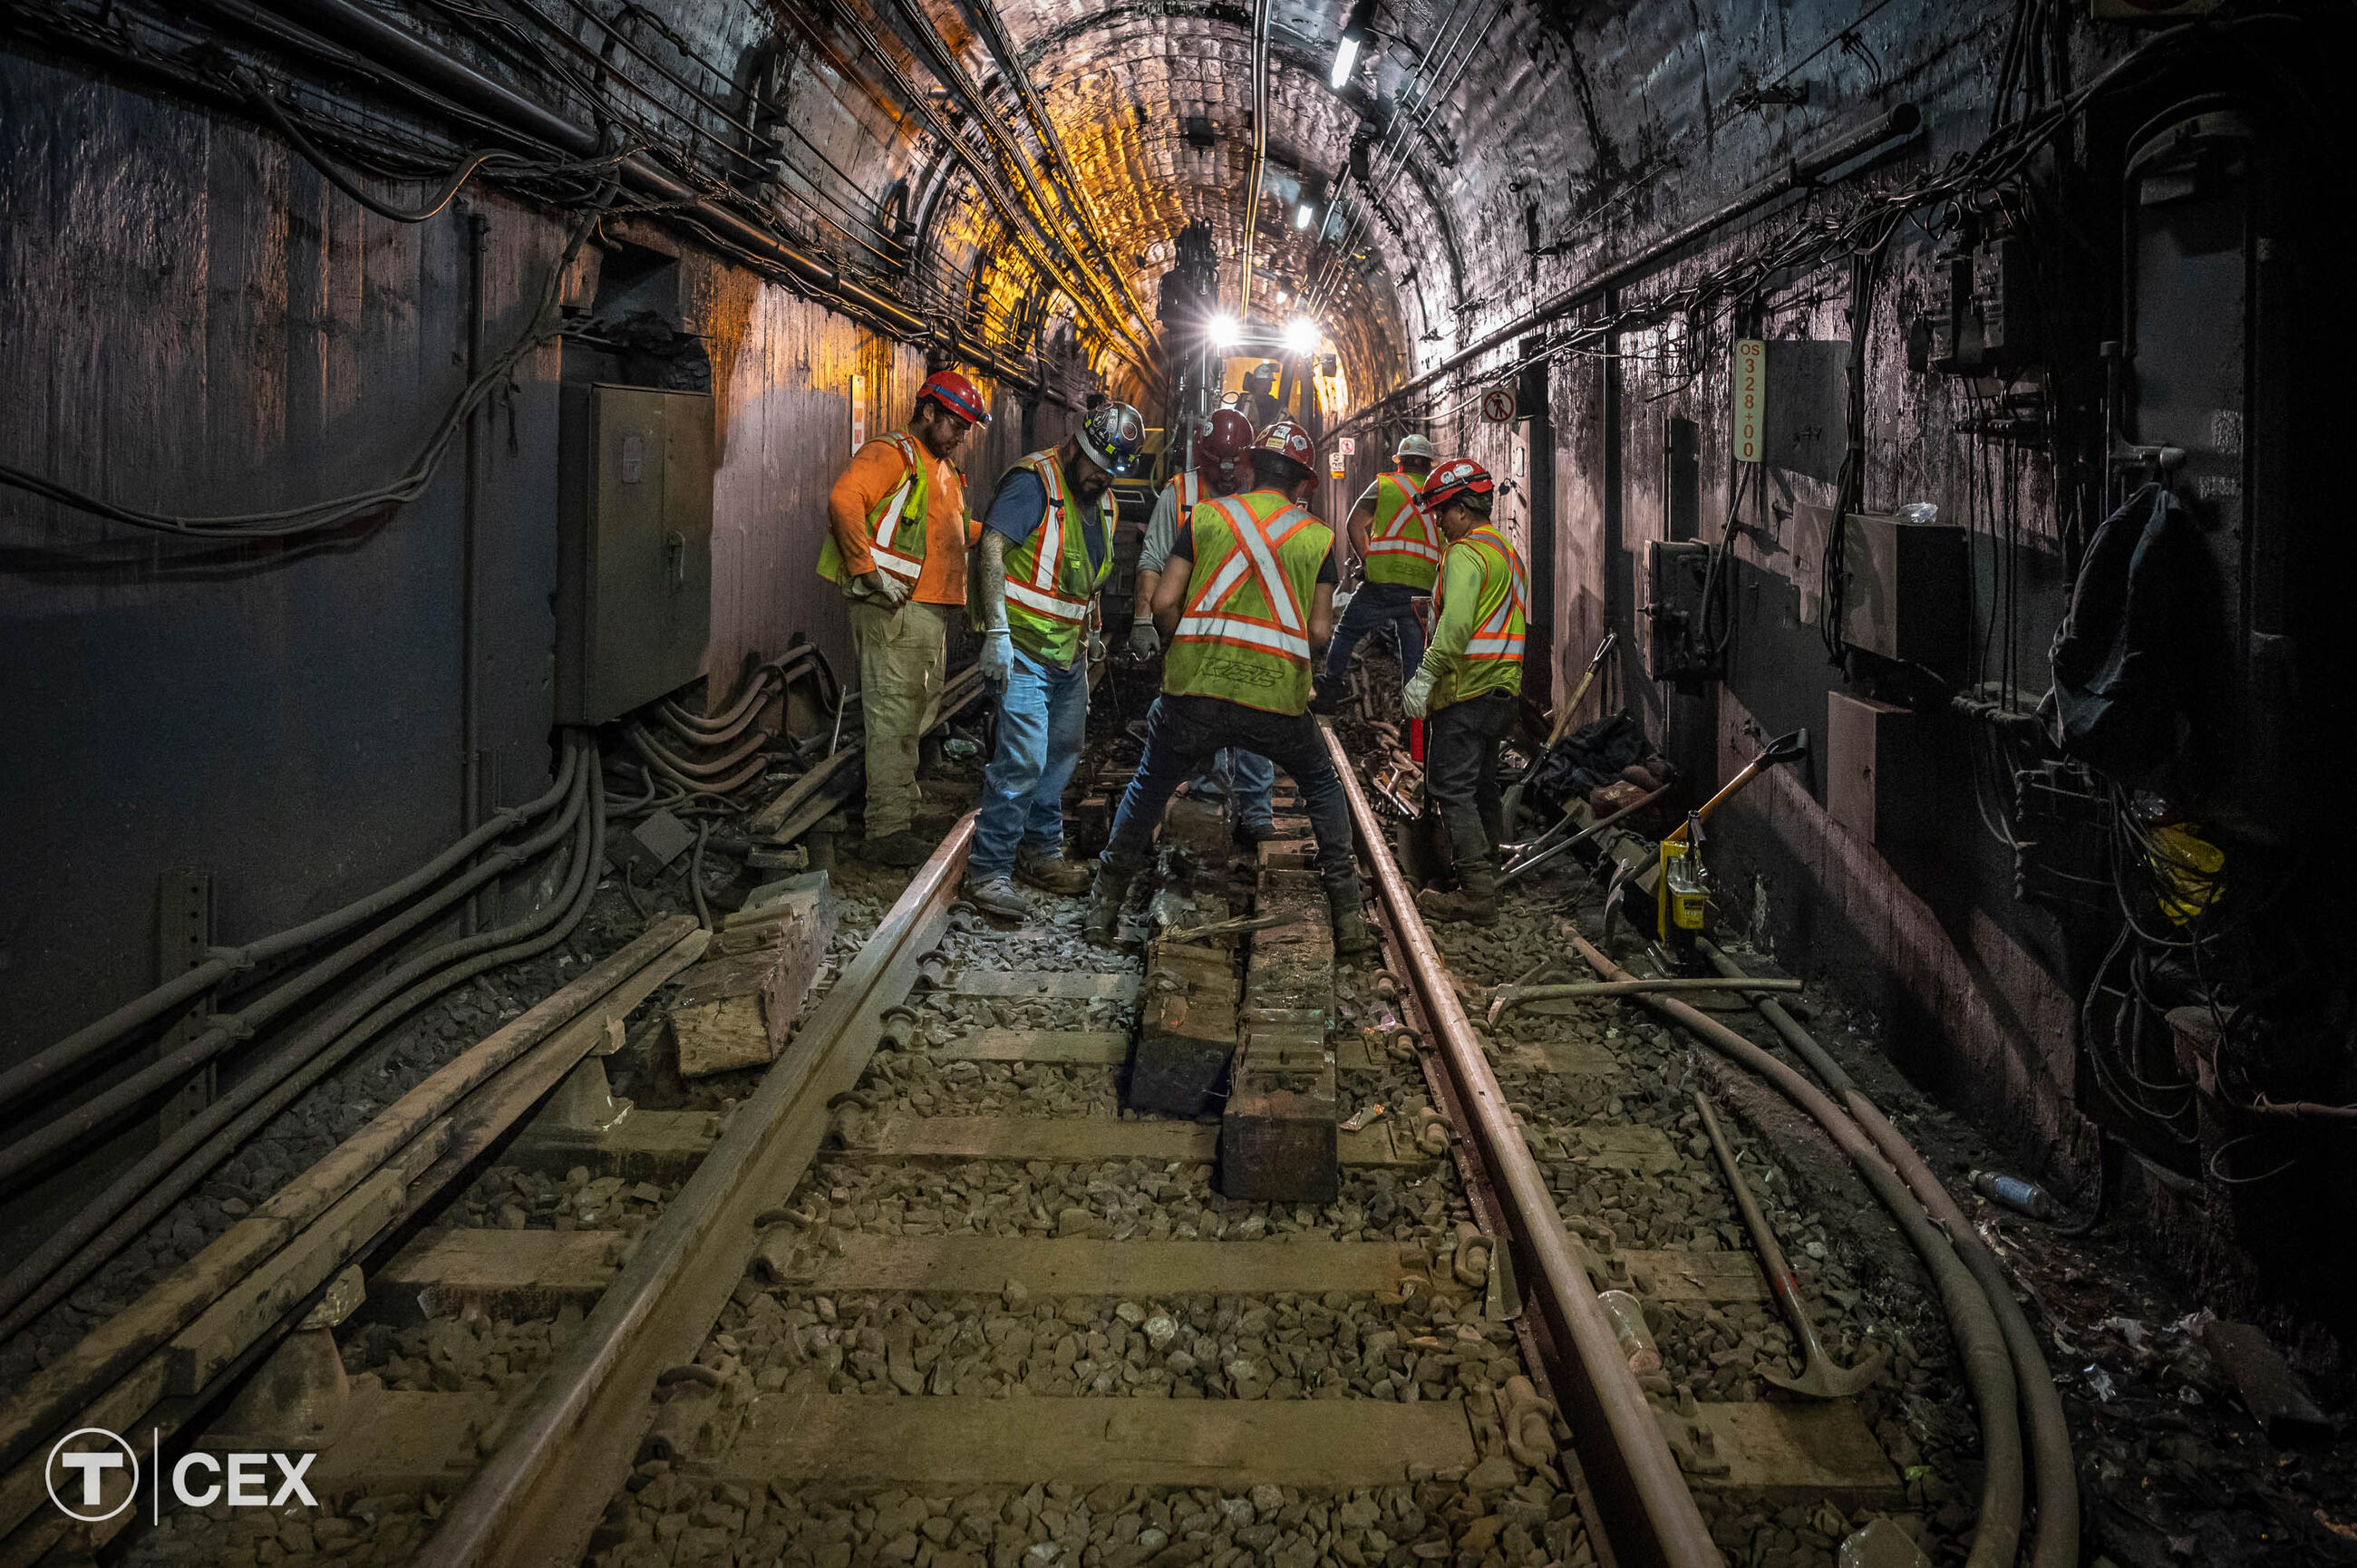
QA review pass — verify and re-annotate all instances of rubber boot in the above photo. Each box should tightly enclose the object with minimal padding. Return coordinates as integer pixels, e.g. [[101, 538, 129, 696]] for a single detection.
[[1417, 861, 1499, 925], [1084, 859, 1143, 945]]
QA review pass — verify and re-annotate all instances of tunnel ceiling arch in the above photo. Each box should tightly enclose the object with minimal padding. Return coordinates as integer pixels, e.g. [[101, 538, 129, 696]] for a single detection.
[[867, 0, 1560, 416]]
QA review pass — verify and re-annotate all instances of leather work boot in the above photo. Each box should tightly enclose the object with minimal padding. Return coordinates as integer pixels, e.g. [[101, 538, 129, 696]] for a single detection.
[[1416, 863, 1499, 925], [1015, 849, 1091, 896], [857, 829, 935, 868], [964, 876, 1033, 922], [1308, 675, 1347, 716], [1330, 900, 1379, 958], [1233, 819, 1277, 848], [1084, 861, 1142, 945]]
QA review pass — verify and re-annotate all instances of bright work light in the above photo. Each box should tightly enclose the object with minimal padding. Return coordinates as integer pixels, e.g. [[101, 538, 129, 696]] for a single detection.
[[1284, 317, 1319, 354]]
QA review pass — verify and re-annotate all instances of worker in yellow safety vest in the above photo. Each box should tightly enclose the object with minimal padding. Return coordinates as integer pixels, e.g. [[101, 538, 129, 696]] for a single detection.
[[1130, 406, 1277, 844], [1086, 420, 1375, 956], [964, 401, 1147, 921], [1312, 432, 1440, 713], [820, 368, 988, 867], [1401, 459, 1528, 924]]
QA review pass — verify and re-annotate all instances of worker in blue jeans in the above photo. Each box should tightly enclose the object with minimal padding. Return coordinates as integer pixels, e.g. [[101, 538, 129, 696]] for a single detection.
[[965, 402, 1148, 921], [1311, 433, 1439, 714]]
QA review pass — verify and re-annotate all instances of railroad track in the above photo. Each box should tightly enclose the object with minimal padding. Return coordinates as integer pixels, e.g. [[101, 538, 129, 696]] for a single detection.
[[10, 726, 1951, 1568]]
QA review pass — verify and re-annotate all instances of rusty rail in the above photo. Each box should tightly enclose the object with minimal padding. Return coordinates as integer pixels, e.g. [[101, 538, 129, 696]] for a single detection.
[[414, 818, 977, 1568], [1319, 724, 1723, 1568]]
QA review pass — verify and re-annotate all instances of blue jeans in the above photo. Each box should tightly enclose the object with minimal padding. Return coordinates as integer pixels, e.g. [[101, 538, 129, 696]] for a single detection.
[[973, 647, 1091, 880], [1105, 695, 1361, 905], [1187, 749, 1275, 830], [1321, 581, 1427, 687]]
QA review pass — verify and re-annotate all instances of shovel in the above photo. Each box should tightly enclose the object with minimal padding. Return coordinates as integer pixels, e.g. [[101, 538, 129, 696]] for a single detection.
[[1501, 631, 1617, 831], [1693, 1089, 1885, 1399]]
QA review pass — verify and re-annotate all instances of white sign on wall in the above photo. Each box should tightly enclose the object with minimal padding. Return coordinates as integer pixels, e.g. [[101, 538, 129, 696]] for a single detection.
[[1732, 340, 1765, 463]]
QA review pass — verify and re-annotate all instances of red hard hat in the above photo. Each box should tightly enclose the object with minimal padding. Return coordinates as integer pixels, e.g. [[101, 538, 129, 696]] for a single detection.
[[1420, 458, 1495, 511], [1198, 408, 1254, 463], [917, 369, 990, 425], [1255, 418, 1316, 468]]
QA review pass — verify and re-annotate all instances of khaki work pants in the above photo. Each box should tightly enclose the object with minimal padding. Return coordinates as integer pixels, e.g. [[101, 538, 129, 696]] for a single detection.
[[847, 598, 950, 838]]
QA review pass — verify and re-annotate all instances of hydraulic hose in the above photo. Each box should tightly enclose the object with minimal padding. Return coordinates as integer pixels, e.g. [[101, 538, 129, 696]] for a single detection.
[[1563, 924, 2024, 1568], [0, 744, 587, 1186], [1, 743, 579, 1117], [0, 753, 604, 1344], [1697, 941, 2077, 1568], [627, 721, 774, 779]]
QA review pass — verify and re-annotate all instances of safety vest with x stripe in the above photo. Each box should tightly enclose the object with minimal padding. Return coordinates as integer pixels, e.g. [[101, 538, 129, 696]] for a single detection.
[[999, 449, 1116, 666], [1430, 523, 1528, 710], [1163, 490, 1334, 716], [1363, 470, 1444, 591], [818, 431, 944, 591]]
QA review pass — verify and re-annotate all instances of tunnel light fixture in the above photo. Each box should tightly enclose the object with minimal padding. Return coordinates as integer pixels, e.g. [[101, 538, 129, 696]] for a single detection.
[[1284, 317, 1320, 355], [1295, 202, 1315, 230], [1208, 313, 1241, 348], [1331, 0, 1375, 89]]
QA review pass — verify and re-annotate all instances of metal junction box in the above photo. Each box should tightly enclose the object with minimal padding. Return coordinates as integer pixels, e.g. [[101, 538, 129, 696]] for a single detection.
[[1827, 692, 1922, 847], [1838, 511, 1966, 673], [1643, 538, 1720, 688], [558, 383, 714, 724]]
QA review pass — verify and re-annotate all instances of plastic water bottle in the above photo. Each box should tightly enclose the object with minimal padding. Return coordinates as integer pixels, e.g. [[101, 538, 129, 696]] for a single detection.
[[1968, 1169, 2057, 1221]]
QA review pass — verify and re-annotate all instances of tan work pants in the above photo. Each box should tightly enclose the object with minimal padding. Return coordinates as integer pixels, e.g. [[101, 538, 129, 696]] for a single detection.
[[847, 598, 950, 838]]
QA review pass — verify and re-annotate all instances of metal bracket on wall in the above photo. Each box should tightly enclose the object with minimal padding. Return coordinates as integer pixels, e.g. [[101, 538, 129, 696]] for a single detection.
[[157, 870, 215, 1139]]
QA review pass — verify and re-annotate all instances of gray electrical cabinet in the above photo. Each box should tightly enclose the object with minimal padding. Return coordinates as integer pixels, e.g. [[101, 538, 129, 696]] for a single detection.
[[557, 383, 714, 724], [1839, 511, 1966, 674]]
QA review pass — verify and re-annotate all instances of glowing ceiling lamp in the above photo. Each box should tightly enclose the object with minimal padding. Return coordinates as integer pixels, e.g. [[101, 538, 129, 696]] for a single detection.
[[1330, 0, 1375, 90]]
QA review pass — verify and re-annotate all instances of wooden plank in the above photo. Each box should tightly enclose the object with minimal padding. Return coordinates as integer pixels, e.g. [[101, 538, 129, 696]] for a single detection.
[[947, 970, 1141, 1001], [1686, 1400, 1901, 1500], [931, 1029, 1131, 1064], [375, 1228, 622, 1320], [1503, 1040, 1623, 1076], [1625, 1249, 1768, 1303], [1337, 1118, 1431, 1167], [727, 1389, 1479, 1490], [672, 890, 833, 1078], [852, 1116, 1215, 1164], [166, 1168, 408, 1395], [207, 1389, 505, 1494], [1571, 1124, 1683, 1175], [777, 1234, 1426, 1298]]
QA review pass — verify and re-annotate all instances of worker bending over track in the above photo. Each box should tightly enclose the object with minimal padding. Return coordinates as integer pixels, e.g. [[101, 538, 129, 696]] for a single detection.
[[1088, 420, 1376, 956], [1133, 408, 1276, 844], [965, 401, 1146, 921], [819, 369, 987, 868], [1313, 432, 1440, 714], [1402, 459, 1528, 925]]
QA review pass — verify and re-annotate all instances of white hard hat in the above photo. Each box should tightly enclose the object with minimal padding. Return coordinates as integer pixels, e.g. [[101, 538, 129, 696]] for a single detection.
[[1393, 433, 1438, 461]]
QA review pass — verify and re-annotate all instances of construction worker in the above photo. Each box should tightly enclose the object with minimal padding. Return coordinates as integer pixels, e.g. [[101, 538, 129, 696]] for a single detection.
[[1401, 460, 1527, 925], [820, 368, 989, 867], [1087, 420, 1375, 956], [1312, 433, 1440, 713], [1132, 408, 1276, 844], [965, 401, 1147, 920]]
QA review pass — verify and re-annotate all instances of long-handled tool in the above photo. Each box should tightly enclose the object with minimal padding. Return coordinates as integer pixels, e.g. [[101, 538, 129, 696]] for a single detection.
[[1601, 728, 1807, 945], [1499, 779, 1673, 887], [1693, 1089, 1885, 1399], [1500, 631, 1617, 832]]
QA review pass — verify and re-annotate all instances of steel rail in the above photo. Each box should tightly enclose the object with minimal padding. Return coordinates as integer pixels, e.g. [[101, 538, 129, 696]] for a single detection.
[[1319, 724, 1722, 1568], [415, 816, 979, 1568]]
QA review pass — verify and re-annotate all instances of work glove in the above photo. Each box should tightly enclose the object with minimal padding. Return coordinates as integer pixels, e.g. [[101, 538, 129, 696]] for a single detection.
[[978, 626, 1014, 687], [1130, 620, 1162, 659], [858, 569, 911, 609], [1402, 668, 1434, 720]]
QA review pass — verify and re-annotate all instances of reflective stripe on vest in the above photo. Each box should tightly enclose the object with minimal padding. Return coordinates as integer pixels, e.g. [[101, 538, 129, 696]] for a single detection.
[[1171, 495, 1317, 662], [862, 431, 930, 583], [1002, 452, 1108, 624], [1364, 470, 1443, 587], [1463, 526, 1528, 661]]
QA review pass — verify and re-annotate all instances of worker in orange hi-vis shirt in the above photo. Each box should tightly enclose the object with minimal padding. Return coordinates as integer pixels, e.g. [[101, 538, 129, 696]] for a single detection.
[[819, 368, 990, 867]]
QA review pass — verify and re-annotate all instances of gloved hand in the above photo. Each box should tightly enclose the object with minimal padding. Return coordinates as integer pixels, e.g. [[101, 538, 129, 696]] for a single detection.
[[1130, 619, 1161, 659], [978, 626, 1014, 686], [859, 569, 911, 609], [1402, 668, 1434, 719]]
